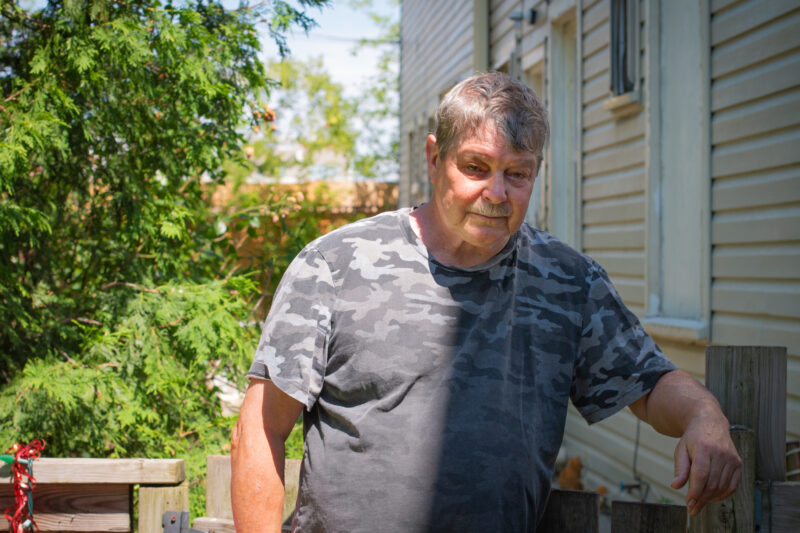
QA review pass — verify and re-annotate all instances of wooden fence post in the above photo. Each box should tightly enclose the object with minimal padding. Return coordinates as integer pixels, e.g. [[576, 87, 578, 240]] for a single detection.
[[139, 480, 189, 533], [688, 427, 755, 533], [704, 345, 786, 481], [537, 489, 599, 533], [610, 501, 687, 533]]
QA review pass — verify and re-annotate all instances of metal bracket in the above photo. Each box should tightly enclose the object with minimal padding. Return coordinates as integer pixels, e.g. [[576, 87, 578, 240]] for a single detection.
[[162, 510, 203, 533]]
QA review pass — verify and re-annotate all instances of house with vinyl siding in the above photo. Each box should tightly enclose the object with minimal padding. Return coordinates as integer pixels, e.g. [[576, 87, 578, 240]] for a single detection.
[[399, 0, 800, 503]]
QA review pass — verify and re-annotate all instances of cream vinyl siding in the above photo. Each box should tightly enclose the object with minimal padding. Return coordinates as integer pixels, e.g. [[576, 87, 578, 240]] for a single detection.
[[580, 0, 646, 316], [709, 0, 800, 442], [399, 0, 475, 206], [561, 0, 684, 504]]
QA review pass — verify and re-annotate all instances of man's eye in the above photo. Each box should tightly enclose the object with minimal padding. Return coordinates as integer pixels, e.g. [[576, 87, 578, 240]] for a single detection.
[[508, 171, 530, 180]]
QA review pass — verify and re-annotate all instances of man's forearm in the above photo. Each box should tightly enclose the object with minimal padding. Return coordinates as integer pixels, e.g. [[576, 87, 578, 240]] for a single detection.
[[634, 369, 728, 437], [231, 381, 295, 532]]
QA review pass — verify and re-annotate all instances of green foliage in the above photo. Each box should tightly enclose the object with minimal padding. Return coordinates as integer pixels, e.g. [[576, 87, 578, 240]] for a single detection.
[[0, 0, 330, 518], [227, 0, 399, 183]]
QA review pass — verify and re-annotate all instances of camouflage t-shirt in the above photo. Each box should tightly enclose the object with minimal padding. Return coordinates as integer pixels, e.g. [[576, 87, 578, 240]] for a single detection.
[[248, 208, 675, 532]]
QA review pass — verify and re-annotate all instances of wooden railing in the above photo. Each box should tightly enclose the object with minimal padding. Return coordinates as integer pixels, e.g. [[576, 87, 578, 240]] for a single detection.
[[0, 458, 186, 533]]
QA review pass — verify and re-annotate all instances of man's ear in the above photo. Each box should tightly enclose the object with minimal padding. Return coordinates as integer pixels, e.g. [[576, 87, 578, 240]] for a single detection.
[[425, 134, 439, 179]]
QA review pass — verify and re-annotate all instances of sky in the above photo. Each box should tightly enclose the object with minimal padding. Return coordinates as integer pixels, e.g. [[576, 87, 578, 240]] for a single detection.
[[261, 1, 399, 98]]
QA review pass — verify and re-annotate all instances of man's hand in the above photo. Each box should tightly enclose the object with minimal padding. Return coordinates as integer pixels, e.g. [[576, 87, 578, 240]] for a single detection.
[[669, 407, 742, 516], [629, 370, 743, 516]]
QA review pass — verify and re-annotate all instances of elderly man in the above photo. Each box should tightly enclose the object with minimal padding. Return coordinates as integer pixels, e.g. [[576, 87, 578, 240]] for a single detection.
[[231, 72, 741, 532]]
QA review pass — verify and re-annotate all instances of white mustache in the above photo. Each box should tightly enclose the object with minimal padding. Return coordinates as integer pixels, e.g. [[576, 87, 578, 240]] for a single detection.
[[470, 203, 512, 217]]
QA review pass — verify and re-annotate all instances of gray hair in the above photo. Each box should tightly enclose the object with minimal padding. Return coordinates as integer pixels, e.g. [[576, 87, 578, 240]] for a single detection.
[[434, 71, 549, 161]]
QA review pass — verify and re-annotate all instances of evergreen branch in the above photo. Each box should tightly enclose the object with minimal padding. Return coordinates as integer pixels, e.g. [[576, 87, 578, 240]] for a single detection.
[[101, 281, 160, 293]]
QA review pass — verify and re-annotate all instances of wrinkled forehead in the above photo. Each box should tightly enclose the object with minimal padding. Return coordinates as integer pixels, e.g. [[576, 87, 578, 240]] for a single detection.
[[449, 121, 540, 162]]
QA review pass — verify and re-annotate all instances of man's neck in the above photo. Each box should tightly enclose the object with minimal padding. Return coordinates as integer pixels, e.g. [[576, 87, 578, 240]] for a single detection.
[[409, 204, 508, 268]]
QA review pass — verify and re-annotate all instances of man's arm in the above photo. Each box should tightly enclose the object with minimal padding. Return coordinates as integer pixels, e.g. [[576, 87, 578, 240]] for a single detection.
[[628, 369, 742, 517], [231, 378, 304, 532]]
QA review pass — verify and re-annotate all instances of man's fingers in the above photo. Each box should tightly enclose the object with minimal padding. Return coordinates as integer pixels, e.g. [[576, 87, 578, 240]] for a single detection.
[[671, 438, 690, 489], [686, 452, 711, 515]]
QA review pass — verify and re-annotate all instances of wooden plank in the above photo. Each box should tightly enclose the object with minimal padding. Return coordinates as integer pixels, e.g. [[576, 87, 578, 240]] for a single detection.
[[583, 195, 645, 225], [138, 480, 189, 533], [611, 500, 687, 533], [193, 517, 235, 533], [705, 346, 787, 481], [711, 0, 799, 47], [711, 0, 747, 15], [712, 134, 800, 178], [712, 207, 800, 245], [582, 0, 609, 35], [590, 251, 645, 277], [583, 141, 645, 177], [711, 55, 800, 111], [712, 88, 800, 145], [712, 244, 800, 280], [583, 74, 610, 106], [712, 281, 800, 319], [583, 170, 645, 200], [538, 489, 599, 533], [583, 48, 610, 81], [711, 315, 800, 359], [712, 13, 800, 79], [583, 20, 609, 58], [771, 481, 800, 532], [583, 114, 645, 154], [688, 428, 755, 533], [0, 483, 130, 532], [583, 102, 616, 129], [206, 455, 232, 520], [612, 276, 645, 306], [583, 224, 644, 250], [712, 170, 800, 211], [283, 459, 301, 524], [0, 458, 185, 484]]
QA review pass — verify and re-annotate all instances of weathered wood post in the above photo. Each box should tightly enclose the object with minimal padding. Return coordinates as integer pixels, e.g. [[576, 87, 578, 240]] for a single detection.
[[537, 488, 599, 533], [704, 345, 786, 480], [610, 500, 687, 533], [698, 345, 788, 532], [688, 427, 755, 532]]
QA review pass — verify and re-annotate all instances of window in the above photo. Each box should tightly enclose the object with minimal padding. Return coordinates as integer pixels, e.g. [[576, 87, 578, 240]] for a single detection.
[[610, 0, 638, 96]]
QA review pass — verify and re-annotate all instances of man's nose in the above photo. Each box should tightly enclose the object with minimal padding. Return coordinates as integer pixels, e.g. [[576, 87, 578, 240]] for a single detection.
[[482, 170, 508, 203]]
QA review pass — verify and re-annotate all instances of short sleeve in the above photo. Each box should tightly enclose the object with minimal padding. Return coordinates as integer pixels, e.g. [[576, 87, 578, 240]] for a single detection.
[[247, 245, 335, 410], [571, 261, 677, 424]]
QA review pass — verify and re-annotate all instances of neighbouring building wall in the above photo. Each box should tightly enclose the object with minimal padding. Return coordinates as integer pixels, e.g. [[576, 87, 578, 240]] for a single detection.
[[706, 0, 800, 442], [399, 0, 800, 506], [399, 0, 479, 207]]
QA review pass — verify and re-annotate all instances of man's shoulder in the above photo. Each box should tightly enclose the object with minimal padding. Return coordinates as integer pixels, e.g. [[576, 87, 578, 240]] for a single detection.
[[516, 223, 600, 279]]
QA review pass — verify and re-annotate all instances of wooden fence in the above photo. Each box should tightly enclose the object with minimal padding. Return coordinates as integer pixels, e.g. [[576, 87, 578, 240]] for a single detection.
[[0, 458, 186, 533], [2, 345, 797, 532]]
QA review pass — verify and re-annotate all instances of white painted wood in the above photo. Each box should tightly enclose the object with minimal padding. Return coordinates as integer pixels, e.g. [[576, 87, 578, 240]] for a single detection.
[[712, 129, 800, 178], [547, 14, 579, 247], [582, 140, 645, 177], [711, 0, 747, 15], [582, 223, 644, 250], [712, 206, 800, 244], [582, 74, 610, 106], [712, 168, 800, 211], [583, 194, 645, 225], [583, 112, 644, 153], [712, 88, 800, 145], [582, 0, 609, 34], [712, 313, 800, 357], [710, 0, 799, 46], [582, 20, 609, 58], [712, 244, 800, 280], [712, 11, 800, 79], [712, 280, 800, 319], [711, 54, 800, 112], [658, 0, 711, 321], [583, 169, 644, 200], [582, 47, 609, 81], [590, 251, 645, 276]]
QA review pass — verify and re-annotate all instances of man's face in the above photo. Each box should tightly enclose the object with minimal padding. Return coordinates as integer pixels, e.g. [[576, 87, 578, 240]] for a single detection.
[[426, 125, 539, 257]]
